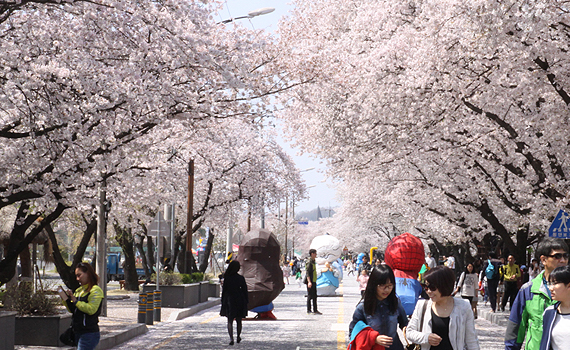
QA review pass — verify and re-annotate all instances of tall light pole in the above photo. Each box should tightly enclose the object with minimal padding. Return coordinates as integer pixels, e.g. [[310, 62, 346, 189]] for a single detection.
[[219, 7, 275, 24], [285, 168, 315, 259], [96, 178, 107, 316], [184, 159, 195, 274]]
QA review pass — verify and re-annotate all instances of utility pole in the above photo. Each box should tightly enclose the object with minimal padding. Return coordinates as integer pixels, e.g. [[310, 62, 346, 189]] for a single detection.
[[284, 195, 288, 260], [169, 203, 175, 267], [260, 197, 265, 229], [291, 197, 295, 259], [247, 200, 251, 232], [184, 159, 195, 274], [226, 221, 234, 263], [96, 178, 107, 316]]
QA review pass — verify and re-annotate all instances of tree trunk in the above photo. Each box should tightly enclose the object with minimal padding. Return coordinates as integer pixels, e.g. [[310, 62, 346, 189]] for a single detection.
[[170, 231, 183, 270], [0, 202, 66, 286], [145, 234, 156, 276], [19, 247, 32, 279], [114, 223, 139, 291], [135, 235, 151, 279], [199, 229, 215, 273], [46, 217, 97, 290]]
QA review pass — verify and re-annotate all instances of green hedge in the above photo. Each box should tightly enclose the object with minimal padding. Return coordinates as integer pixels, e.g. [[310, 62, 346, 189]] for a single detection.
[[181, 272, 204, 284]]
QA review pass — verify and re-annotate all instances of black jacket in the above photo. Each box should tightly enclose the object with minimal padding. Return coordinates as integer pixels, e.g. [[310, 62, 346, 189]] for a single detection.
[[65, 287, 103, 334]]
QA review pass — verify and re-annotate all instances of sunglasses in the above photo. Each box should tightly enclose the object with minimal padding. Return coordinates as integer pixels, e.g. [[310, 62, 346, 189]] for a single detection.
[[546, 253, 570, 260], [423, 284, 437, 291]]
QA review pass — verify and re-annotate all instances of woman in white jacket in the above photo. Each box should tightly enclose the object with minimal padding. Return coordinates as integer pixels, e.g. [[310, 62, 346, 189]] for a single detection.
[[406, 266, 479, 350]]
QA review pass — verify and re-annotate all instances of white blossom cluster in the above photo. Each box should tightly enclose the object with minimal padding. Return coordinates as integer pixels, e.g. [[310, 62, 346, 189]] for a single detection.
[[275, 0, 570, 249], [0, 1, 304, 246]]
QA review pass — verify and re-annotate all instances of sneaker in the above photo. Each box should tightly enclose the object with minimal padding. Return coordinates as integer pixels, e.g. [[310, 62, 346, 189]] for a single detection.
[[307, 311, 313, 314], [313, 310, 323, 315]]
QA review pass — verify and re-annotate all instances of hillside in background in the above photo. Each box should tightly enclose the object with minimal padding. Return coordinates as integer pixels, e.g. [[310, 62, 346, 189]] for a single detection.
[[296, 206, 335, 222]]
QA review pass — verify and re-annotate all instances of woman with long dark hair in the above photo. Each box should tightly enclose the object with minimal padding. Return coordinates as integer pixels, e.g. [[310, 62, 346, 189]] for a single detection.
[[62, 262, 103, 350], [349, 264, 408, 349], [220, 260, 249, 346]]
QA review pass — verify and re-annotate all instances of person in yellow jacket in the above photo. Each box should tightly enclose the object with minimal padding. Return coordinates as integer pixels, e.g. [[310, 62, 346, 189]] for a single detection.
[[500, 255, 521, 312], [62, 262, 104, 350]]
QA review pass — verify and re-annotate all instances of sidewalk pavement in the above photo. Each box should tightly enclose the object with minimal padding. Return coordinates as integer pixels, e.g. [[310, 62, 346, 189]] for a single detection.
[[14, 279, 511, 350], [15, 287, 221, 350], [477, 300, 511, 327]]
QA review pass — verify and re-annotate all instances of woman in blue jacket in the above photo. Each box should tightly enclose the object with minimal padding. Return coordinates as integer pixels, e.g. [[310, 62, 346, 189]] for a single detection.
[[540, 265, 570, 350], [349, 265, 408, 350]]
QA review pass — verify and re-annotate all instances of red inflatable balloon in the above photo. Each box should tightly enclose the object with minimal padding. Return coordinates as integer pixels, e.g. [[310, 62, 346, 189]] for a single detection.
[[384, 233, 425, 275]]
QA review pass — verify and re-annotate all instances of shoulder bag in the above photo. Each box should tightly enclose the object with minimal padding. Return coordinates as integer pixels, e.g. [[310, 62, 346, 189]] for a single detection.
[[404, 299, 428, 350], [60, 325, 75, 346]]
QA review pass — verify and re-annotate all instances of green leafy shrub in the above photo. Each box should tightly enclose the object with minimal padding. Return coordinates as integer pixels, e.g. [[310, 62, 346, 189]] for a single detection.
[[181, 272, 204, 284], [151, 271, 182, 286], [6, 282, 61, 316]]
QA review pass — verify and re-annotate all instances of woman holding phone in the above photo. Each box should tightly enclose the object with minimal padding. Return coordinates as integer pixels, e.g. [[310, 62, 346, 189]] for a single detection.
[[61, 262, 103, 350]]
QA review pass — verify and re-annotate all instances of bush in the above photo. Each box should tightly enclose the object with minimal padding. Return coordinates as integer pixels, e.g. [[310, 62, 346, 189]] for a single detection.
[[181, 272, 204, 284], [151, 271, 182, 286], [6, 282, 61, 316]]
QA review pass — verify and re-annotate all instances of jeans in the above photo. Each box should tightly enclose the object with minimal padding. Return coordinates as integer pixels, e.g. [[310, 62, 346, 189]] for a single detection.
[[76, 331, 100, 350]]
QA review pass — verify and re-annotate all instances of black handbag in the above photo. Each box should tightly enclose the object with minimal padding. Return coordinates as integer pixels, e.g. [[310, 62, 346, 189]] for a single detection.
[[60, 326, 75, 346]]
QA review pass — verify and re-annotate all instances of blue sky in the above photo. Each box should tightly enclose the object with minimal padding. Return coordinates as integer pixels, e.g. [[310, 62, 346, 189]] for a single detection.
[[218, 0, 339, 213]]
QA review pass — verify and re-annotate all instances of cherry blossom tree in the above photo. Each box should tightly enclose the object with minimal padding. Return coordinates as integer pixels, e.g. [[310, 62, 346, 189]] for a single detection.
[[0, 0, 301, 284], [276, 0, 570, 263]]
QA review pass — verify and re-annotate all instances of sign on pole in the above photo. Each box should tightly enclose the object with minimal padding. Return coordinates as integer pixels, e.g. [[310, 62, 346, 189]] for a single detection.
[[549, 209, 570, 238], [148, 212, 170, 237]]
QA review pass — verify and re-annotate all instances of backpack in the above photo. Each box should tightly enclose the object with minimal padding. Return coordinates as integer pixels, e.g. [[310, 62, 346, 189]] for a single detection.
[[485, 259, 495, 280]]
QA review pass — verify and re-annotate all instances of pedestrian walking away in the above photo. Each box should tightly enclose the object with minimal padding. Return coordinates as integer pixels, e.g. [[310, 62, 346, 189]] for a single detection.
[[61, 262, 103, 350], [505, 238, 569, 350], [540, 265, 570, 350], [305, 248, 321, 314], [406, 266, 479, 350], [482, 252, 502, 312], [220, 260, 249, 346], [348, 265, 408, 350]]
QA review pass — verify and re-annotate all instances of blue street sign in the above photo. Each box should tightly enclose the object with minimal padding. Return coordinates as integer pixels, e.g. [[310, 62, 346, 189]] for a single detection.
[[549, 209, 570, 238], [298, 221, 309, 225]]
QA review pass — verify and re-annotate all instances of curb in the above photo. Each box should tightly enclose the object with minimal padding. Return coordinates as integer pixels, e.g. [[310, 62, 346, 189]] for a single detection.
[[168, 297, 221, 321], [96, 323, 148, 350], [478, 307, 510, 327], [15, 299, 221, 350]]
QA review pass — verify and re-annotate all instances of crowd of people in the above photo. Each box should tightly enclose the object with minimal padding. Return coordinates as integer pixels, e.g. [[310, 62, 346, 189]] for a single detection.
[[53, 235, 570, 350], [346, 237, 570, 350]]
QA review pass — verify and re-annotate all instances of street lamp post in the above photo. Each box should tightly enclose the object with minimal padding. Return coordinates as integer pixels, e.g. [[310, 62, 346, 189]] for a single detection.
[[219, 7, 275, 24], [184, 159, 196, 274]]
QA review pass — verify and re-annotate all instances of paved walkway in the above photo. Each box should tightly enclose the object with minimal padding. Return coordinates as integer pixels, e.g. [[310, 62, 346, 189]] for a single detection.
[[15, 275, 510, 350], [109, 276, 508, 350]]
